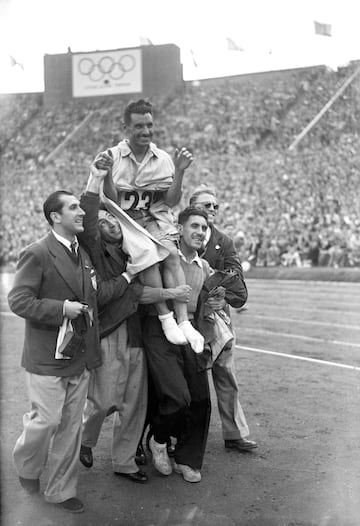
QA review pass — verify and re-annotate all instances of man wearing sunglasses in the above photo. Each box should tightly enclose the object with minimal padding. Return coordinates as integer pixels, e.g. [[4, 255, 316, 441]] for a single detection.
[[189, 185, 258, 453]]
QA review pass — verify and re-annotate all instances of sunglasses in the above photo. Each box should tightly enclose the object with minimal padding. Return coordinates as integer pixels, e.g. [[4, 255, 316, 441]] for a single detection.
[[202, 202, 219, 210]]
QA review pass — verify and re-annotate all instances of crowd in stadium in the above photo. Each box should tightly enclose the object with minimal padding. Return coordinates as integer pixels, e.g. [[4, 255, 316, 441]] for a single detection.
[[1, 61, 359, 268]]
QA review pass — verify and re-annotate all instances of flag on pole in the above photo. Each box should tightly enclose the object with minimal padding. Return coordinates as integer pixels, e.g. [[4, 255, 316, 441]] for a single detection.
[[226, 37, 244, 51], [190, 49, 198, 68], [314, 21, 332, 36], [9, 55, 24, 69], [140, 36, 153, 46]]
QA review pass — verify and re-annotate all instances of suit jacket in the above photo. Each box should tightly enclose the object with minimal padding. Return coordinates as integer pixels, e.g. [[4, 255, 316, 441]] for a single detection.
[[8, 231, 102, 376], [200, 225, 248, 307]]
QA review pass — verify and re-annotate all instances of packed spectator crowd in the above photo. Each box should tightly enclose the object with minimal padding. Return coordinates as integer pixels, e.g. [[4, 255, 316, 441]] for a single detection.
[[1, 61, 359, 268]]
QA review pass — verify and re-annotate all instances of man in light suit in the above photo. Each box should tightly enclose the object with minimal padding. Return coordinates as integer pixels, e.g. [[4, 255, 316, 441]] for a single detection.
[[8, 190, 102, 514], [189, 186, 258, 453]]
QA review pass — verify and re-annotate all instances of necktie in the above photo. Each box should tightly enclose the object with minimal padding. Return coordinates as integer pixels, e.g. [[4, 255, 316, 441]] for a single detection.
[[70, 239, 79, 260]]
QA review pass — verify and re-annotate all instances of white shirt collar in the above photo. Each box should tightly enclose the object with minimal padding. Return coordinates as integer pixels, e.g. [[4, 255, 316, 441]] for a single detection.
[[178, 248, 203, 268], [119, 139, 159, 158], [203, 226, 211, 247], [52, 230, 78, 252]]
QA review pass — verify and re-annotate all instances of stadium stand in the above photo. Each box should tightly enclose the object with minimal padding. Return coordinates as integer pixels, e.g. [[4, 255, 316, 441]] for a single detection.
[[1, 62, 359, 268]]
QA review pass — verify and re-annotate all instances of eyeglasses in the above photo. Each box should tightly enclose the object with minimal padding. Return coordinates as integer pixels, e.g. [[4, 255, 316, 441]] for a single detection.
[[202, 202, 219, 211]]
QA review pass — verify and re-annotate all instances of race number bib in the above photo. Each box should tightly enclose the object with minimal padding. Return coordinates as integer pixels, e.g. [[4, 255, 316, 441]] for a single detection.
[[118, 190, 154, 211]]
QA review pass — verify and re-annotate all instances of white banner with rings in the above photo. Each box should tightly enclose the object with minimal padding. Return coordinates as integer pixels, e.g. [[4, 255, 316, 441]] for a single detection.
[[72, 48, 142, 97]]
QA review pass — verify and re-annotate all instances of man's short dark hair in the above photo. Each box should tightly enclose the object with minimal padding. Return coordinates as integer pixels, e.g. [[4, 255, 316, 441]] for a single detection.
[[43, 190, 73, 226], [178, 206, 208, 226], [123, 99, 153, 126]]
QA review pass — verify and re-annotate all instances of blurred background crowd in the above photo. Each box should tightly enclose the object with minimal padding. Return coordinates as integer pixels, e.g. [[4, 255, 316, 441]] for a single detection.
[[1, 61, 359, 268]]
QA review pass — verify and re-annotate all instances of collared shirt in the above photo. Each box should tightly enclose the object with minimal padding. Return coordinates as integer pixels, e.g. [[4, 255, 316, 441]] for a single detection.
[[110, 139, 174, 192], [203, 226, 211, 247], [106, 140, 178, 239], [52, 231, 79, 316], [52, 230, 78, 254], [178, 248, 211, 317], [178, 248, 203, 268], [203, 227, 211, 247], [198, 227, 211, 256]]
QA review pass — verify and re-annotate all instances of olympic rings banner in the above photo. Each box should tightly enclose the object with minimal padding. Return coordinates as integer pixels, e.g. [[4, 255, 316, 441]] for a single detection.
[[72, 49, 142, 97]]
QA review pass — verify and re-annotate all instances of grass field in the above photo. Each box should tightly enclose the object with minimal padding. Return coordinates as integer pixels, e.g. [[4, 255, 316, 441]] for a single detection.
[[1, 273, 360, 526]]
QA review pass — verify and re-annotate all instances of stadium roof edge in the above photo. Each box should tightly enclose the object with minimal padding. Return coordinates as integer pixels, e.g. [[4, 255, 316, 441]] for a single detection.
[[184, 64, 327, 84], [184, 59, 360, 85], [0, 91, 43, 98], [44, 43, 180, 56]]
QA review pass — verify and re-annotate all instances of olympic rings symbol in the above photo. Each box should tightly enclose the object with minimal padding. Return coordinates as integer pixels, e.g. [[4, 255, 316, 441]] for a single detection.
[[78, 55, 136, 81]]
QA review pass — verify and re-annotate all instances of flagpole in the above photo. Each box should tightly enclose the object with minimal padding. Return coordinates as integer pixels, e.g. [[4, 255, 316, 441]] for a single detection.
[[288, 66, 360, 151]]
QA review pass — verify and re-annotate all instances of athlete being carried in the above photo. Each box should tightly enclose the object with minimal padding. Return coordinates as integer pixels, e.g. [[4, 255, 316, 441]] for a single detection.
[[94, 99, 204, 354]]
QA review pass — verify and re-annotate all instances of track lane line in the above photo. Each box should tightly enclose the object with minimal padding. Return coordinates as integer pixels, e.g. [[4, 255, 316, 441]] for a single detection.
[[237, 305, 360, 316], [244, 314, 360, 330], [235, 344, 360, 371], [236, 326, 360, 348]]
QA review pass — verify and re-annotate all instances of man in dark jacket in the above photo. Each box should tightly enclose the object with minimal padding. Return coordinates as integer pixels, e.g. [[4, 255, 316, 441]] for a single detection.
[[8, 191, 102, 514], [189, 186, 258, 452], [78, 163, 190, 483]]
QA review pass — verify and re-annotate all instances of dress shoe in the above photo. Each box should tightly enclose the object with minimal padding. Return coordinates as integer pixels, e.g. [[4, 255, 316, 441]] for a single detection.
[[225, 438, 258, 452], [59, 497, 84, 513], [135, 443, 147, 465], [174, 462, 201, 483], [149, 436, 172, 475], [114, 470, 148, 483], [80, 445, 93, 468], [19, 476, 40, 494]]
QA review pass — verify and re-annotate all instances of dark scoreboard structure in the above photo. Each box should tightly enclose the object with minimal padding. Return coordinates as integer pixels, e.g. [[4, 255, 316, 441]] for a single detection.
[[43, 43, 183, 106]]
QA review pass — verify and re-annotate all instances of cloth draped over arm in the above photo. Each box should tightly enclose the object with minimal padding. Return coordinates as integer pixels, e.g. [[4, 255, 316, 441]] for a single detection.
[[100, 189, 169, 275]]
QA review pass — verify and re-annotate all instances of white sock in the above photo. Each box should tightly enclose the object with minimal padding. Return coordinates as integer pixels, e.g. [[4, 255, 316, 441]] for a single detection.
[[178, 321, 204, 354], [158, 312, 187, 345]]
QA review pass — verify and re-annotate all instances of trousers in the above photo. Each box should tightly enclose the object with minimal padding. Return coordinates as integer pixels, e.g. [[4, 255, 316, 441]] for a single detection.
[[211, 343, 249, 440], [143, 316, 211, 470], [13, 369, 89, 503], [82, 321, 147, 473]]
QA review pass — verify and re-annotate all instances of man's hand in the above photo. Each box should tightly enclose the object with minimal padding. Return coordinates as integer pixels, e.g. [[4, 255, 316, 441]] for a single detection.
[[206, 296, 227, 312], [64, 301, 87, 319], [89, 160, 108, 180], [88, 150, 117, 198], [94, 149, 113, 172], [174, 147, 193, 172], [171, 284, 192, 303], [206, 286, 226, 312], [86, 158, 110, 193]]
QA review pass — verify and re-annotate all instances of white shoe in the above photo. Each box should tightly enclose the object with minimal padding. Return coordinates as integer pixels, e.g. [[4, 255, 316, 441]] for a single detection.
[[159, 312, 187, 345], [149, 437, 172, 475], [178, 321, 204, 354], [174, 462, 201, 483]]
